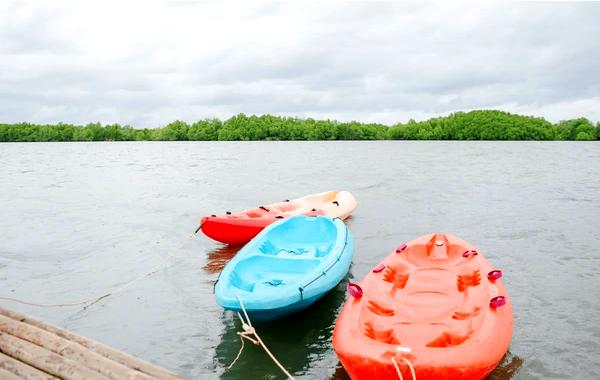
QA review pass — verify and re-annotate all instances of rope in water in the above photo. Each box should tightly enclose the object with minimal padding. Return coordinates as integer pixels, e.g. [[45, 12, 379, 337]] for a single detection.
[[227, 296, 295, 379], [391, 347, 417, 380], [0, 232, 196, 309]]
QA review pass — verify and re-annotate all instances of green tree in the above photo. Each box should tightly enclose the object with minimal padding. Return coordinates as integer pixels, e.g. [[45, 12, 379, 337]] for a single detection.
[[575, 131, 594, 141], [157, 120, 189, 141], [188, 119, 221, 140]]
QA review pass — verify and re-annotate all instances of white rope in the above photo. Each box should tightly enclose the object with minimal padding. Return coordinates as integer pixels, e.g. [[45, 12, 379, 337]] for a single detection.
[[401, 357, 416, 380], [0, 233, 196, 309], [391, 357, 404, 380], [392, 346, 416, 380], [226, 296, 295, 380], [227, 332, 245, 370]]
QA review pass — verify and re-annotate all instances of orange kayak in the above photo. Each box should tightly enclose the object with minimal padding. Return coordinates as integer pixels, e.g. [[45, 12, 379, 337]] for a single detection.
[[199, 191, 357, 245], [333, 233, 512, 380]]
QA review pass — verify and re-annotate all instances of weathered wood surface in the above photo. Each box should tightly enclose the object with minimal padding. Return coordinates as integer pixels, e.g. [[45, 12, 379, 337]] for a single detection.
[[0, 352, 58, 379], [0, 306, 186, 380]]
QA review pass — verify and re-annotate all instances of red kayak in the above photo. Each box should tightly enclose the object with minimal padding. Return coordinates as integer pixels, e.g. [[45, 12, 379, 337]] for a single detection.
[[333, 233, 513, 380], [198, 191, 357, 245]]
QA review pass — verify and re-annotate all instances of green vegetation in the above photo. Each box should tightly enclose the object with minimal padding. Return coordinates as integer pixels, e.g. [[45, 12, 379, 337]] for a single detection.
[[387, 112, 598, 141], [0, 110, 598, 142]]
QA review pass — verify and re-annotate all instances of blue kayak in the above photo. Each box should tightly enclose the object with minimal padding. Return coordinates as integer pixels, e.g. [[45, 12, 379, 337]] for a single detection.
[[215, 215, 354, 321]]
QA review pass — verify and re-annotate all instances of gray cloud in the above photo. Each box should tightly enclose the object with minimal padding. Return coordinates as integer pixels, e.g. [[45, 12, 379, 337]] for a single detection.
[[0, 2, 599, 128]]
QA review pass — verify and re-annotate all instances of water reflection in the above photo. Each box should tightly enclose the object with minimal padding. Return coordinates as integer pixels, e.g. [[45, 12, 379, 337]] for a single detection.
[[487, 351, 524, 379], [215, 273, 352, 379], [203, 245, 241, 274]]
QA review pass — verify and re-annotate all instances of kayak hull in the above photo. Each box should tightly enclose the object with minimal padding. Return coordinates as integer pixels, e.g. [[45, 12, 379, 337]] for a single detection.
[[223, 293, 324, 322], [200, 190, 357, 245], [201, 217, 269, 246], [336, 357, 503, 380], [216, 215, 354, 321], [333, 233, 513, 380]]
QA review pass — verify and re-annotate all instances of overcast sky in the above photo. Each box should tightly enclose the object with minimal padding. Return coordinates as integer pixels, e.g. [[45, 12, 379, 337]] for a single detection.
[[1, 2, 599, 128]]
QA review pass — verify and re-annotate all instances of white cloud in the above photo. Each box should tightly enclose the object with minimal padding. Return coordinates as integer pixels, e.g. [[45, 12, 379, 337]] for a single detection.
[[0, 2, 599, 127]]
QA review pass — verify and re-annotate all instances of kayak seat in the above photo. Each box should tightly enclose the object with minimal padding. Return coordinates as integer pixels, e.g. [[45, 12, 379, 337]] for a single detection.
[[426, 330, 472, 348], [230, 270, 258, 292], [229, 256, 320, 292], [269, 216, 338, 246]]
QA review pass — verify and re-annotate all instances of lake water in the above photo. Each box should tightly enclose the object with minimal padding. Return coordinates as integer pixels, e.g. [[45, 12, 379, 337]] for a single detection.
[[1, 141, 599, 379]]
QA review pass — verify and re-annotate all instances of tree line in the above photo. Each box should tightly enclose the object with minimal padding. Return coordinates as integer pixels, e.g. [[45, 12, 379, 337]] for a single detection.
[[0, 110, 598, 142]]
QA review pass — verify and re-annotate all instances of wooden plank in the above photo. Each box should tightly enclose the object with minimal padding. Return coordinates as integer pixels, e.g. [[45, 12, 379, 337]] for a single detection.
[[0, 352, 58, 380], [0, 331, 110, 380], [0, 314, 155, 380], [0, 307, 185, 380], [0, 365, 23, 380]]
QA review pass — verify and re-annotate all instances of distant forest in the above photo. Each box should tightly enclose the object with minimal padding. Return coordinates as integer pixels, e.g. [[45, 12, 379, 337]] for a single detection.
[[1, 110, 598, 141]]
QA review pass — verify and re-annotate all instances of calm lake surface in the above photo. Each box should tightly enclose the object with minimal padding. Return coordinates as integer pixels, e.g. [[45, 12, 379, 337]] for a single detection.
[[1, 141, 599, 379]]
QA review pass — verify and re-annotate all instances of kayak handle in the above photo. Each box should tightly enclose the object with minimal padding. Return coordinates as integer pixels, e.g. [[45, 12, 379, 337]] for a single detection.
[[395, 243, 407, 253], [490, 296, 506, 308], [372, 263, 386, 273], [488, 270, 502, 281], [462, 250, 478, 258], [348, 282, 363, 298]]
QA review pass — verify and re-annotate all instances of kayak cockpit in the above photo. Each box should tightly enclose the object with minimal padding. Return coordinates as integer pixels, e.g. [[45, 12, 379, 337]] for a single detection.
[[226, 217, 339, 294], [229, 256, 321, 293]]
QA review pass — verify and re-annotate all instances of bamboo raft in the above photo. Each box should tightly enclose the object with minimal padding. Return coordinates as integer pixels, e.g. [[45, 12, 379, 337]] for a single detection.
[[0, 306, 186, 380]]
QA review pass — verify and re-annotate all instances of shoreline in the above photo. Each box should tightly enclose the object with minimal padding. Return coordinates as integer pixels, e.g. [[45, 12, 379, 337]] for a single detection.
[[1, 110, 599, 142]]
